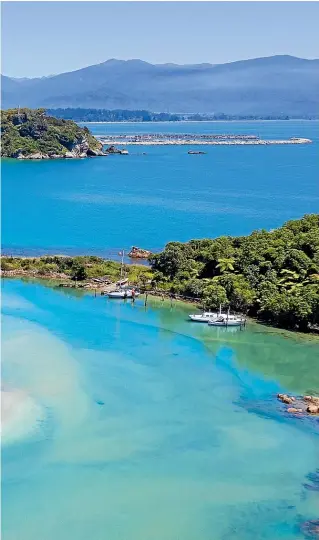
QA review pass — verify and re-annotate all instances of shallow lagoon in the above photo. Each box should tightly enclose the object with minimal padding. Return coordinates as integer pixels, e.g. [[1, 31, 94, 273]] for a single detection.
[[2, 279, 319, 540]]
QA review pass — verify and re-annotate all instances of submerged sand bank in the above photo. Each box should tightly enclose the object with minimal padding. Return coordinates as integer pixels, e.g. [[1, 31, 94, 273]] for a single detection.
[[1, 387, 44, 444]]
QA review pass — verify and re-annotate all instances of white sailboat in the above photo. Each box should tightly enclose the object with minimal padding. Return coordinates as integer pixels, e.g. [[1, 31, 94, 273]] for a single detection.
[[107, 250, 140, 299], [189, 305, 226, 322], [208, 308, 245, 327], [188, 311, 219, 322]]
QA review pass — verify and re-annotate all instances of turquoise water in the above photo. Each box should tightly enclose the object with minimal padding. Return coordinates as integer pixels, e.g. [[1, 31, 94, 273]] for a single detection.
[[2, 278, 319, 539], [2, 121, 319, 257]]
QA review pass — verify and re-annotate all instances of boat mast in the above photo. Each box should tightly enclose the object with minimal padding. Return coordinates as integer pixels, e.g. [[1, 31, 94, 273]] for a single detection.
[[120, 250, 125, 279]]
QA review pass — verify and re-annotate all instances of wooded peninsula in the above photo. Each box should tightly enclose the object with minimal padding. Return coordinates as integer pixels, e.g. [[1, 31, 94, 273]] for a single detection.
[[2, 215, 319, 333]]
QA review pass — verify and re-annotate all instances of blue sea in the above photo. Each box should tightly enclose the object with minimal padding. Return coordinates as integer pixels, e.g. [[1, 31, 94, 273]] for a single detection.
[[2, 121, 319, 539], [2, 121, 319, 258]]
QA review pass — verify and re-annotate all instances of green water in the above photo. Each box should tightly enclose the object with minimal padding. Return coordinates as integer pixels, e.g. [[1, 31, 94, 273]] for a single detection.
[[1, 279, 319, 539]]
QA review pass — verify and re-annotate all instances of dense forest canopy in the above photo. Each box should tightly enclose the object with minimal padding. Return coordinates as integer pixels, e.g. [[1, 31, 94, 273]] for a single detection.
[[150, 215, 319, 331], [48, 109, 181, 122], [1, 108, 101, 158]]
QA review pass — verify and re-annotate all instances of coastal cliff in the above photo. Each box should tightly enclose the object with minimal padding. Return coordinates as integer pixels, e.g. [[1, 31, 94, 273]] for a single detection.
[[1, 108, 105, 159]]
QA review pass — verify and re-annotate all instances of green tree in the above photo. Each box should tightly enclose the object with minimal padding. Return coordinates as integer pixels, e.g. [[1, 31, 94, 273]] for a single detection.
[[202, 283, 228, 310], [216, 257, 235, 274], [71, 264, 87, 281]]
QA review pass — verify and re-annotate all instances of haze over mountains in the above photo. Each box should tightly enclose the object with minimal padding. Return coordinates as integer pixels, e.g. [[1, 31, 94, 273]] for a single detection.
[[2, 55, 318, 115]]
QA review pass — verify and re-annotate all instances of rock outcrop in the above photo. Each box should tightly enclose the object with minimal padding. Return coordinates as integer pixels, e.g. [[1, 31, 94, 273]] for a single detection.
[[300, 520, 319, 538], [128, 246, 152, 259], [105, 145, 128, 155]]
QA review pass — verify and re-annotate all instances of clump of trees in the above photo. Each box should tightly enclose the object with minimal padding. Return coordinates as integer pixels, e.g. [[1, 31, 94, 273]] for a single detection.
[[150, 215, 319, 332]]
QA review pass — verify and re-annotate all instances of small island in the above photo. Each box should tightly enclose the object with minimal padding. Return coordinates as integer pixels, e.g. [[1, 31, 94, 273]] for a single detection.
[[1, 108, 105, 159]]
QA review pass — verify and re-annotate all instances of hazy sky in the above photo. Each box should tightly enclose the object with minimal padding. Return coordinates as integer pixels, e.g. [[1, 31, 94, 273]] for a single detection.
[[2, 1, 318, 77]]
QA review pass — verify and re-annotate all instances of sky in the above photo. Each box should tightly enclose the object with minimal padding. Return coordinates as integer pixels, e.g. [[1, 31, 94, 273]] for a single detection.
[[1, 1, 319, 78]]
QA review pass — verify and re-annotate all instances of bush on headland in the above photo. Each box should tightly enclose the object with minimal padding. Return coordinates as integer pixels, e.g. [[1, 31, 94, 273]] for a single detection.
[[150, 214, 319, 332], [0, 108, 103, 158]]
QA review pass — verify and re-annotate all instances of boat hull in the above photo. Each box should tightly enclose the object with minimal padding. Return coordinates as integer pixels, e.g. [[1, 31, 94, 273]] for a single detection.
[[208, 320, 244, 327], [189, 312, 220, 322], [108, 291, 140, 299]]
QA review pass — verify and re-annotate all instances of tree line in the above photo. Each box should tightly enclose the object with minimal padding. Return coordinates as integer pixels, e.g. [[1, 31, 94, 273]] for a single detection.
[[150, 215, 319, 332], [46, 108, 317, 123]]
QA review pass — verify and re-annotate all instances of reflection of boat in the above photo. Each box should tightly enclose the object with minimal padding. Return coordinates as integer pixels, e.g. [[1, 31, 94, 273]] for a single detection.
[[108, 288, 139, 299], [208, 312, 245, 327]]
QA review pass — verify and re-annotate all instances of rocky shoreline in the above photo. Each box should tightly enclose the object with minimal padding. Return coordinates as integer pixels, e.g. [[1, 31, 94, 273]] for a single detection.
[[277, 393, 319, 416], [10, 144, 130, 160]]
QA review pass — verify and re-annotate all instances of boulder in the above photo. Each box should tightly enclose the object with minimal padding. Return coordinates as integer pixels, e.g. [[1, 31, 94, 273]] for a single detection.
[[105, 145, 122, 154], [307, 404, 319, 414], [303, 395, 319, 405], [287, 407, 303, 413], [277, 393, 294, 405], [128, 246, 152, 259], [64, 151, 75, 159]]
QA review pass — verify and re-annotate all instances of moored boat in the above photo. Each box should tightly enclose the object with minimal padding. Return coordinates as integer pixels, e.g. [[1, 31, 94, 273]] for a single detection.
[[107, 250, 139, 299], [208, 313, 246, 327], [189, 311, 219, 322], [189, 305, 226, 322], [108, 288, 139, 299]]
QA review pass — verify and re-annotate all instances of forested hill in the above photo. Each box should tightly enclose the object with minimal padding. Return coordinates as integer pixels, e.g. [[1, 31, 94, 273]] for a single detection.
[[1, 108, 103, 159], [150, 214, 319, 332]]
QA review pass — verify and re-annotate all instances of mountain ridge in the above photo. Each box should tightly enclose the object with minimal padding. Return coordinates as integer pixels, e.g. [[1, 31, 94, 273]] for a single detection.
[[2, 55, 319, 115]]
